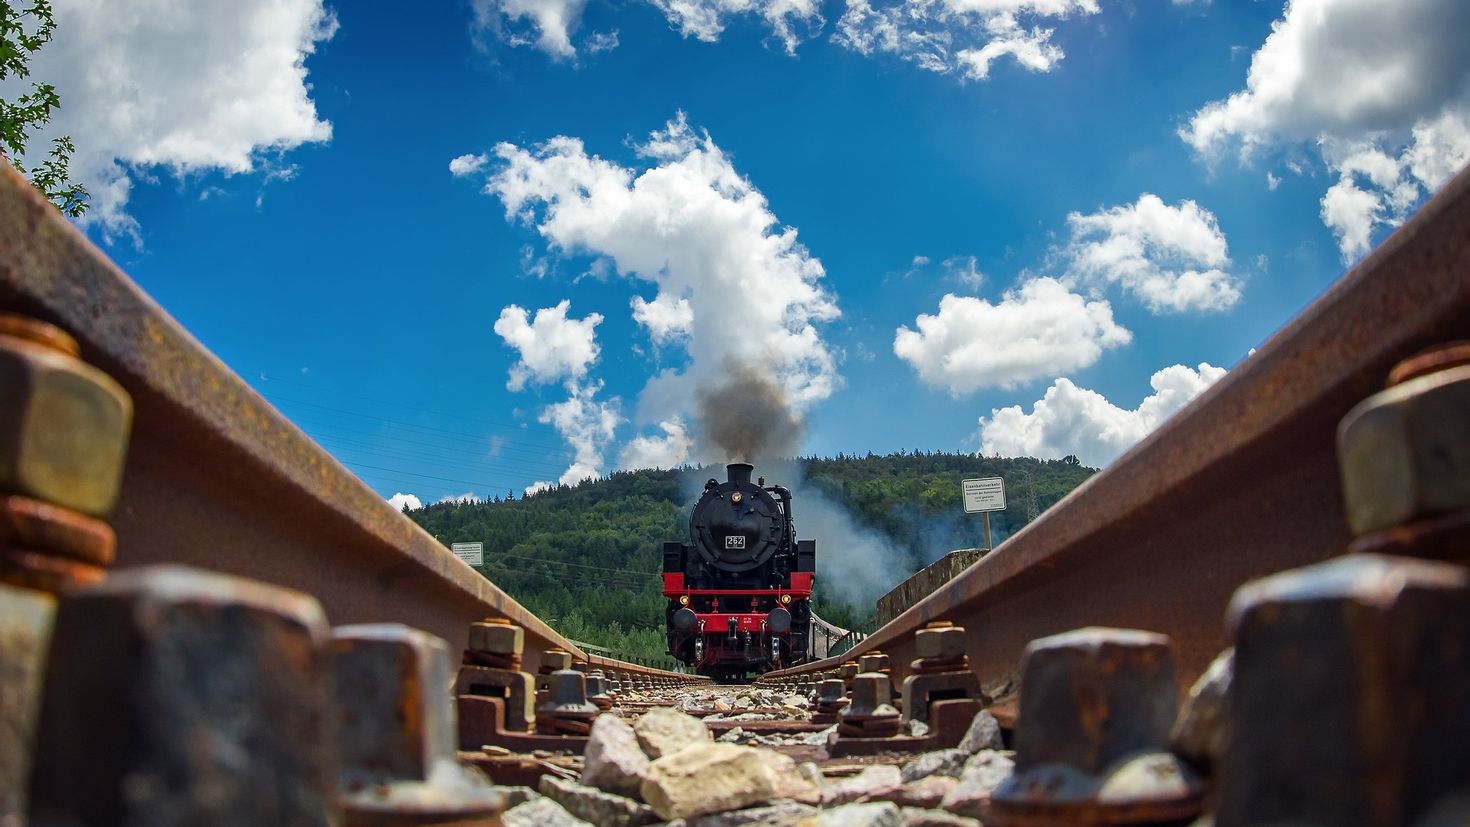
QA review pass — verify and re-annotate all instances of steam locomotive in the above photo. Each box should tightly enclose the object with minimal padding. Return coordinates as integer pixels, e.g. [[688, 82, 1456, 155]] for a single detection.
[[662, 462, 815, 680]]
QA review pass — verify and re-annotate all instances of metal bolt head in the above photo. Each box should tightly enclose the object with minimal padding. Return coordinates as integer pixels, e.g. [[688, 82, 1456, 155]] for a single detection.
[[839, 662, 859, 680], [859, 652, 888, 672], [1338, 366, 1470, 535], [0, 333, 132, 517], [817, 679, 845, 703], [468, 620, 523, 656], [916, 625, 968, 660], [1217, 554, 1470, 827], [545, 669, 595, 711], [844, 673, 898, 718], [542, 648, 573, 671], [1013, 627, 1177, 775], [332, 623, 455, 789], [28, 565, 333, 825]]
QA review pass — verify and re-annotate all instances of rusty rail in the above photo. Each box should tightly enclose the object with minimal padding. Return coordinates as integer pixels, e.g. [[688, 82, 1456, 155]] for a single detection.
[[768, 163, 1470, 693], [0, 161, 681, 680]]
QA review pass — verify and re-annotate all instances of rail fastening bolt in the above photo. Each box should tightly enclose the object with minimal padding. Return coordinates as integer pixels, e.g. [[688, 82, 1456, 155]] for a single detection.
[[28, 565, 335, 826], [991, 627, 1201, 825], [0, 313, 132, 519], [1215, 553, 1470, 827], [1338, 362, 1470, 536]]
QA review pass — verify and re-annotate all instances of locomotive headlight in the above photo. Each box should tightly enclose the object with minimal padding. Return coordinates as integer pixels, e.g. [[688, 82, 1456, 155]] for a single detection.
[[678, 594, 691, 606], [780, 594, 792, 605], [731, 492, 743, 503]]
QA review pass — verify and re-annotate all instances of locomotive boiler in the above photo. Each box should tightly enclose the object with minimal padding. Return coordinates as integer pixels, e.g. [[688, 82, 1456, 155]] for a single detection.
[[662, 462, 816, 680]]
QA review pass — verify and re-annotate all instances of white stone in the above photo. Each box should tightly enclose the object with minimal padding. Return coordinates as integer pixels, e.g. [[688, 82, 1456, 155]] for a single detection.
[[821, 765, 903, 807], [503, 797, 592, 827], [582, 714, 651, 798], [635, 707, 712, 759], [640, 742, 779, 820], [798, 801, 902, 827]]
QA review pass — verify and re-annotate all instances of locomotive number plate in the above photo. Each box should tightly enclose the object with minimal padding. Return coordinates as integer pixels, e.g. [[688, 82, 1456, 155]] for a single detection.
[[725, 536, 746, 550]]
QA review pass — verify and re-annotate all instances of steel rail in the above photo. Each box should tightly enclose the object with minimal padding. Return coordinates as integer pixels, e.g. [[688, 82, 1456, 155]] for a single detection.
[[769, 164, 1470, 693], [0, 162, 684, 678]]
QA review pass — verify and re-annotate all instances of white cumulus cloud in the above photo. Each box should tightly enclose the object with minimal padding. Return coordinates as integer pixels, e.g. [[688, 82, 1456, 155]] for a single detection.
[[472, 0, 818, 59], [493, 300, 604, 391], [532, 381, 622, 490], [437, 492, 481, 504], [618, 417, 694, 470], [1061, 194, 1241, 313], [471, 0, 589, 60], [469, 114, 840, 459], [387, 492, 423, 511], [893, 277, 1131, 394], [10, 0, 338, 240], [1180, 0, 1470, 260], [450, 153, 491, 176], [978, 362, 1227, 467], [833, 0, 1097, 81]]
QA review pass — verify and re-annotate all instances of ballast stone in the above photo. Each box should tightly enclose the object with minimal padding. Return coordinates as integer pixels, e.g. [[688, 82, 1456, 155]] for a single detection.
[[956, 710, 1004, 754], [797, 801, 903, 827], [640, 742, 779, 820], [821, 765, 903, 807], [939, 750, 1015, 819], [503, 796, 591, 827], [900, 749, 968, 783], [539, 775, 658, 827], [582, 714, 651, 797], [635, 707, 712, 759], [686, 800, 816, 827]]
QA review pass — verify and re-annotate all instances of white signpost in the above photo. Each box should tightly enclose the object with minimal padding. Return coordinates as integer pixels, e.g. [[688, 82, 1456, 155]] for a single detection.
[[451, 542, 483, 567], [961, 477, 1007, 550]]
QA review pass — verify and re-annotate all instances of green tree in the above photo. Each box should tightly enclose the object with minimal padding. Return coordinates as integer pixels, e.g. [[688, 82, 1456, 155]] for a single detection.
[[1, 0, 87, 216]]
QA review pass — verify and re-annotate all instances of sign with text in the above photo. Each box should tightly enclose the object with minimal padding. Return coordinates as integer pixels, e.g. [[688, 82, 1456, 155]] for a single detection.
[[451, 542, 483, 566], [961, 477, 1007, 513]]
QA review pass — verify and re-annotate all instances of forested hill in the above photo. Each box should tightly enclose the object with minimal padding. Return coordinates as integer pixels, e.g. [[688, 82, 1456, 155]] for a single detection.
[[405, 452, 1095, 658]]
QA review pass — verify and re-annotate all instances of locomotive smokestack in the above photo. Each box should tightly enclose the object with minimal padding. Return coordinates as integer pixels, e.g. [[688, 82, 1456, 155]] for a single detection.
[[727, 463, 754, 486]]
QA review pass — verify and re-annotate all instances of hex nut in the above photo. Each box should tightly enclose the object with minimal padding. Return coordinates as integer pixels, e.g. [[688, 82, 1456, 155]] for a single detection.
[[468, 620, 523, 656], [0, 336, 131, 517], [543, 648, 573, 671], [1338, 365, 1470, 535], [1217, 554, 1470, 827], [1013, 627, 1177, 775], [332, 624, 455, 788], [28, 565, 333, 826], [915, 625, 968, 660]]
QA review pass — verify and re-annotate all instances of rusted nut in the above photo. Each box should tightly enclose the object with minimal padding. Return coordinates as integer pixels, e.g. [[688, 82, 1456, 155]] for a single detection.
[[838, 661, 859, 682], [1387, 340, 1470, 385], [541, 647, 573, 672], [992, 627, 1201, 825], [469, 619, 523, 656], [1338, 365, 1470, 536], [859, 652, 891, 674], [915, 623, 967, 661], [536, 669, 598, 736], [0, 581, 56, 821], [837, 673, 902, 737], [28, 565, 335, 826], [1215, 554, 1470, 827], [332, 624, 504, 825], [0, 316, 132, 518]]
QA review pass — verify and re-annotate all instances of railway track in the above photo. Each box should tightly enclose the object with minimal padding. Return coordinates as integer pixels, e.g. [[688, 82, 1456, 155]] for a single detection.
[[2, 155, 1470, 826]]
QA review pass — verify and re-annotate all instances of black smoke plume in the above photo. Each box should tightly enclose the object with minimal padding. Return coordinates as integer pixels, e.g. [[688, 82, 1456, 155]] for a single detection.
[[695, 363, 803, 463]]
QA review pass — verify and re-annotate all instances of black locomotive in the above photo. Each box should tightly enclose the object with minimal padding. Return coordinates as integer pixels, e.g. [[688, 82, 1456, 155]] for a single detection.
[[662, 462, 816, 680]]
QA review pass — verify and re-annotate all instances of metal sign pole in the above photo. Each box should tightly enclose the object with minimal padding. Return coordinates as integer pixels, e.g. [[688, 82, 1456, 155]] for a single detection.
[[982, 511, 992, 551]]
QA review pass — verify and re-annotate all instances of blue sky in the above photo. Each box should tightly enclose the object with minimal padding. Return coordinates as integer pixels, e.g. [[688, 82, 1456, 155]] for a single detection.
[[23, 0, 1470, 504]]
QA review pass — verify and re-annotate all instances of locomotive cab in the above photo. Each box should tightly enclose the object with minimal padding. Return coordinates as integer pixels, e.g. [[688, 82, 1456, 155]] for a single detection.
[[662, 462, 816, 680]]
